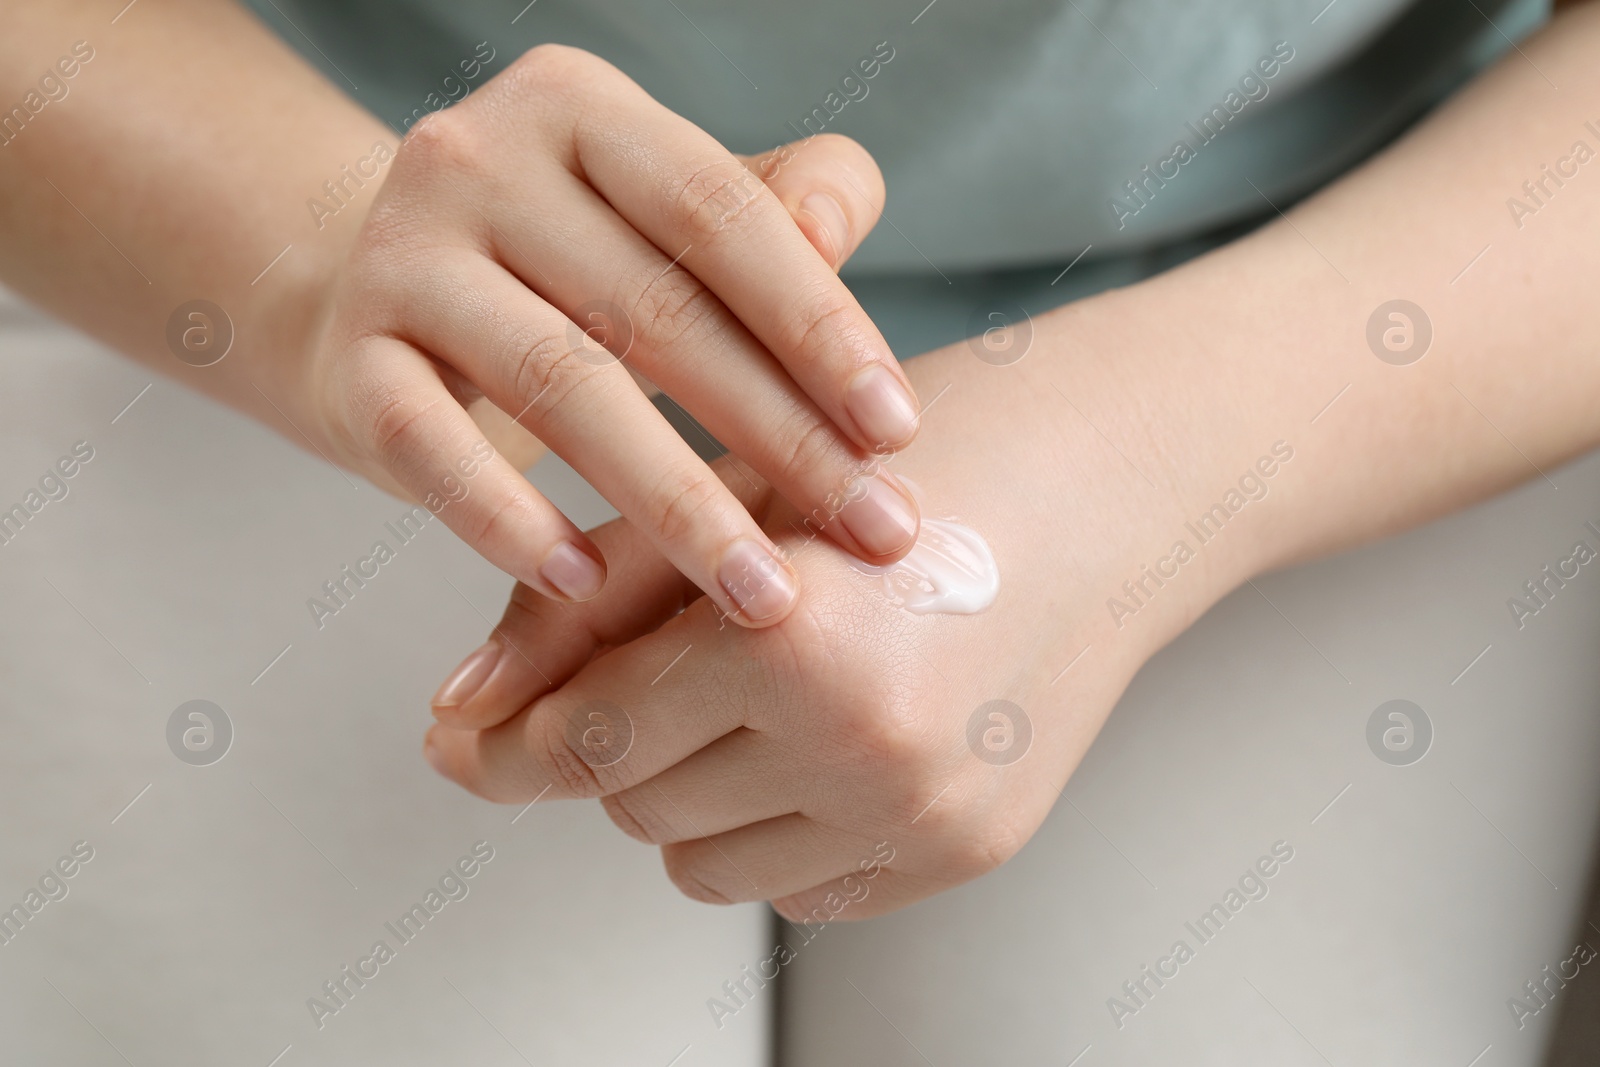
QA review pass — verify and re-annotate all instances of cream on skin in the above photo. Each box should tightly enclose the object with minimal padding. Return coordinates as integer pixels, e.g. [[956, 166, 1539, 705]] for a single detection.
[[851, 479, 999, 615], [853, 515, 999, 614]]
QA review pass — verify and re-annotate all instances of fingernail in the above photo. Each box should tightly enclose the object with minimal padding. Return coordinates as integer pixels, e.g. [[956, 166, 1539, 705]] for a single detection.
[[541, 541, 606, 602], [799, 192, 850, 266], [845, 363, 919, 450], [839, 474, 919, 557], [718, 540, 797, 623], [432, 641, 501, 710], [423, 736, 449, 777]]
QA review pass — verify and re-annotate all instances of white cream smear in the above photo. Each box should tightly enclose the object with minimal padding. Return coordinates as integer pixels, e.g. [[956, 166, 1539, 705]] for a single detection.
[[852, 485, 999, 615]]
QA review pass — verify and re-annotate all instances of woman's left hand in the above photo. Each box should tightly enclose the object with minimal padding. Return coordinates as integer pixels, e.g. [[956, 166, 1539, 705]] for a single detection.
[[422, 316, 1249, 917]]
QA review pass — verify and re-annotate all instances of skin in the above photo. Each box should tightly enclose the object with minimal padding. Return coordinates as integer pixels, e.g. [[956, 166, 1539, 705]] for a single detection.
[[5, 0, 1600, 917], [427, 3, 1600, 919], [0, 0, 924, 628]]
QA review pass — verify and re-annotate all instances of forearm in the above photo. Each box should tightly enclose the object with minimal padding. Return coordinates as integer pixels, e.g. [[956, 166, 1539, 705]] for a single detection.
[[0, 0, 389, 434], [1053, 2, 1600, 613]]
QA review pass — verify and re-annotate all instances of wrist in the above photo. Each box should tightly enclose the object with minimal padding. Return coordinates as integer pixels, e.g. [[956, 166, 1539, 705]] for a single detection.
[[1032, 281, 1287, 662]]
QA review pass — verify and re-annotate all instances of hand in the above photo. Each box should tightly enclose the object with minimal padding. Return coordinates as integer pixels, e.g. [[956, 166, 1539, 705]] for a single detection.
[[305, 45, 923, 625], [421, 315, 1253, 916]]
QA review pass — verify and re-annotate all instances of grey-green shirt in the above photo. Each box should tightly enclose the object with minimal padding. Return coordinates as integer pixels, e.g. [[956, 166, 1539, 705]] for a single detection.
[[246, 0, 1546, 272]]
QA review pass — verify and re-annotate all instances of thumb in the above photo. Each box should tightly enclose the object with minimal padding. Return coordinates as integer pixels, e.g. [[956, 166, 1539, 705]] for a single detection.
[[736, 133, 886, 270]]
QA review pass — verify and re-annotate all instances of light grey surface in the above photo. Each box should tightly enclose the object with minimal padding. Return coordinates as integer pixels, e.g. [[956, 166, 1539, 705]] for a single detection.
[[780, 394, 1600, 1061], [0, 284, 770, 1067]]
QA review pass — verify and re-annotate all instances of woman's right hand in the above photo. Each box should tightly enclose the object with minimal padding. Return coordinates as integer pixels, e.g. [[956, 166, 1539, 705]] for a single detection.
[[308, 44, 923, 626]]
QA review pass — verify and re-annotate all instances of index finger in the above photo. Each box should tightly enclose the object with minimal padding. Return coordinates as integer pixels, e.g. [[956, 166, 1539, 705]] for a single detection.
[[572, 68, 921, 456]]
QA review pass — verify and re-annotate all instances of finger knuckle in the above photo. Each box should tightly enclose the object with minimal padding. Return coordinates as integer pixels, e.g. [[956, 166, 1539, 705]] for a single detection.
[[506, 42, 607, 91], [469, 491, 540, 561], [600, 791, 671, 845], [814, 133, 885, 197], [940, 814, 1026, 880], [629, 267, 725, 355], [671, 158, 768, 243], [472, 765, 545, 805], [398, 106, 480, 174], [488, 46, 611, 146], [363, 387, 443, 473], [775, 292, 859, 370], [772, 413, 843, 496], [661, 845, 734, 905], [829, 688, 928, 774], [807, 131, 867, 160], [894, 783, 956, 836], [506, 325, 592, 419], [532, 710, 608, 799], [647, 468, 726, 548]]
